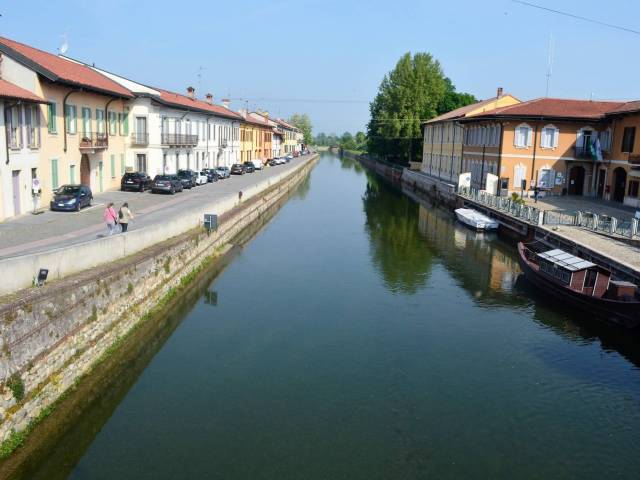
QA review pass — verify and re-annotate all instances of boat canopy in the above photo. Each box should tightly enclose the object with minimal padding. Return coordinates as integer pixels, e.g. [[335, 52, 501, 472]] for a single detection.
[[537, 249, 596, 272]]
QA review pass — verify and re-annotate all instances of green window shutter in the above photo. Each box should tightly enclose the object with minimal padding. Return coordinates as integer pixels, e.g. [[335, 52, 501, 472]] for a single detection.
[[51, 159, 59, 189], [48, 103, 57, 133], [110, 154, 116, 178], [120, 154, 125, 175], [123, 113, 129, 135]]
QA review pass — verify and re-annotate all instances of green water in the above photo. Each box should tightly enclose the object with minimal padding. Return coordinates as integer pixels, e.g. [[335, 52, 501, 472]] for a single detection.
[[24, 153, 640, 479]]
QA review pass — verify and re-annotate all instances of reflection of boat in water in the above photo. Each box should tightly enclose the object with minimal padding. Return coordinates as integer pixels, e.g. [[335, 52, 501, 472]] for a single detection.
[[517, 242, 640, 329], [454, 208, 499, 231]]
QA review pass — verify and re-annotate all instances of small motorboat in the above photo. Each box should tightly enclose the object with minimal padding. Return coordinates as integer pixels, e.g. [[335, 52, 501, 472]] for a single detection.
[[517, 242, 640, 329], [455, 208, 499, 231]]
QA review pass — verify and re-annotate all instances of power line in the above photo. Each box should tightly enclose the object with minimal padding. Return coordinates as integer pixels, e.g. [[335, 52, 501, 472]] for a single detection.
[[229, 97, 369, 104], [512, 0, 640, 36]]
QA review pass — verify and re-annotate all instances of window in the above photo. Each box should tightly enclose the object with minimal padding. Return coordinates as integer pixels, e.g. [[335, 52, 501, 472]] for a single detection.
[[120, 154, 125, 175], [51, 158, 59, 189], [622, 126, 636, 153], [629, 180, 640, 198], [108, 111, 117, 136], [5, 105, 21, 148], [600, 129, 612, 152], [514, 164, 527, 190], [110, 154, 116, 178], [538, 168, 555, 188], [82, 107, 91, 135], [70, 164, 76, 184], [96, 109, 105, 134], [541, 125, 558, 148], [584, 269, 597, 289], [25, 105, 41, 148], [514, 124, 532, 148], [122, 113, 129, 135], [65, 105, 77, 134], [47, 102, 57, 133]]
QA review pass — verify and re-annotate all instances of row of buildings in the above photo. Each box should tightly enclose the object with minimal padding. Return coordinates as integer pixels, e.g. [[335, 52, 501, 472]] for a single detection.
[[421, 87, 640, 209], [0, 36, 304, 221]]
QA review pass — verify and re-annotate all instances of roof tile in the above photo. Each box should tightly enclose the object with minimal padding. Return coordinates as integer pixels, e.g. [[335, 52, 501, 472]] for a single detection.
[[0, 78, 46, 103]]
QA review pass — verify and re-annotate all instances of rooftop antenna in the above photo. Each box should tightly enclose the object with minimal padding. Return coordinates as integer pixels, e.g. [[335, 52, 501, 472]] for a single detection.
[[545, 32, 554, 97], [196, 66, 205, 98], [58, 33, 68, 55]]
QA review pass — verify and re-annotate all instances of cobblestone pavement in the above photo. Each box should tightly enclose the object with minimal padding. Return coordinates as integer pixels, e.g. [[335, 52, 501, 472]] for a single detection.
[[0, 156, 312, 258]]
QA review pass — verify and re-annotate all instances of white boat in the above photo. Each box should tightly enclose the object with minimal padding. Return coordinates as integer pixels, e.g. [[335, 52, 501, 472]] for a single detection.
[[454, 208, 499, 231]]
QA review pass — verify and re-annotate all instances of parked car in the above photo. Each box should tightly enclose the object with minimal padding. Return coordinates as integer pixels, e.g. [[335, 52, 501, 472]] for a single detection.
[[243, 161, 256, 173], [177, 169, 197, 188], [121, 172, 152, 192], [196, 171, 209, 185], [202, 169, 219, 182], [268, 158, 279, 167], [253, 159, 263, 170], [285, 154, 293, 161], [215, 166, 230, 179], [152, 175, 183, 194], [50, 184, 93, 212], [231, 163, 246, 175]]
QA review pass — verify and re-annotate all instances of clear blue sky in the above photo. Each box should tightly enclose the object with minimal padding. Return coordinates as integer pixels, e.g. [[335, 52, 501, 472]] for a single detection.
[[3, 0, 640, 135]]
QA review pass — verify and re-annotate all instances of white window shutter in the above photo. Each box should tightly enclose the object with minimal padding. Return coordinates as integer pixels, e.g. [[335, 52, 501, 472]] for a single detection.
[[576, 130, 584, 148], [540, 128, 548, 148], [527, 128, 533, 146], [552, 128, 559, 147], [514, 127, 520, 147]]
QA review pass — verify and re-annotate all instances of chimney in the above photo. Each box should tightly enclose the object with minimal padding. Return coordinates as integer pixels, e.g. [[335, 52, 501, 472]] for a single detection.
[[187, 86, 195, 99], [496, 87, 504, 98], [205, 93, 213, 105], [221, 98, 230, 109]]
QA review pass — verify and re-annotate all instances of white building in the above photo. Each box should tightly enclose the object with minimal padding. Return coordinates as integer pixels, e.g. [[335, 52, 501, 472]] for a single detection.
[[0, 79, 48, 220], [80, 62, 241, 175]]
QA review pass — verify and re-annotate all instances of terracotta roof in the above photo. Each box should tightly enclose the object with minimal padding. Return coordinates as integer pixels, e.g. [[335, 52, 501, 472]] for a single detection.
[[155, 88, 243, 120], [0, 78, 47, 103], [606, 100, 640, 115], [274, 118, 299, 131], [244, 113, 273, 127], [467, 97, 627, 121], [0, 36, 133, 98], [426, 96, 512, 124]]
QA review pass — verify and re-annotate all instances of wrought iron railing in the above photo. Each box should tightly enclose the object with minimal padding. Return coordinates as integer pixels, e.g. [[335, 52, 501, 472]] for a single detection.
[[161, 133, 198, 146], [457, 186, 640, 239], [79, 132, 108, 149], [131, 132, 149, 146]]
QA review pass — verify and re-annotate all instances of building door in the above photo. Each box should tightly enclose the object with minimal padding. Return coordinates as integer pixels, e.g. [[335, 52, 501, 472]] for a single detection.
[[136, 154, 147, 173], [612, 167, 627, 203], [80, 154, 91, 185], [596, 169, 606, 198], [12, 170, 21, 216], [568, 166, 585, 195]]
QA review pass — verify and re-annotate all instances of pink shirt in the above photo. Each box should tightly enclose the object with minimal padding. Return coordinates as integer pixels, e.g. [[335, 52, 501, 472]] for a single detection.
[[103, 207, 117, 225]]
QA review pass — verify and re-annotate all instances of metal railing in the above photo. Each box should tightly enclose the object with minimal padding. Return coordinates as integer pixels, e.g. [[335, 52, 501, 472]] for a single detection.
[[458, 186, 640, 239], [161, 133, 198, 146], [79, 132, 108, 149], [131, 132, 149, 146]]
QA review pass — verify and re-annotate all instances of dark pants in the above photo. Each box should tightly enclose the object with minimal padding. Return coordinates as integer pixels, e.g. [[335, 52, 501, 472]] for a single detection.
[[120, 222, 128, 233]]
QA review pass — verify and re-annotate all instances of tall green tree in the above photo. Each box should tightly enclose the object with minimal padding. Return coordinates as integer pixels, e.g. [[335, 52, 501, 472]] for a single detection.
[[288, 113, 313, 146], [367, 52, 476, 166]]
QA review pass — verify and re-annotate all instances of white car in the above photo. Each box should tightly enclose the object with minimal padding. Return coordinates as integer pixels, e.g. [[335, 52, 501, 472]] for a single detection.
[[196, 172, 208, 185], [253, 159, 264, 170]]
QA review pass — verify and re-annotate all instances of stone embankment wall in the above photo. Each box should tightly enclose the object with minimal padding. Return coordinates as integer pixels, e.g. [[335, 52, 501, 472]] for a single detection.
[[0, 155, 318, 445]]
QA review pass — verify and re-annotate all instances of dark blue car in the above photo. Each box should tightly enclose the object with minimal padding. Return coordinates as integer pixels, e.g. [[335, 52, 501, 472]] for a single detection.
[[50, 184, 93, 212]]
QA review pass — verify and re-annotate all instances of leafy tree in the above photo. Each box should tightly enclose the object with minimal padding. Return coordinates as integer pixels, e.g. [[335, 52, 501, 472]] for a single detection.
[[314, 132, 327, 146], [355, 131, 367, 150], [438, 77, 477, 115], [340, 132, 357, 150], [288, 113, 313, 146], [367, 52, 476, 166]]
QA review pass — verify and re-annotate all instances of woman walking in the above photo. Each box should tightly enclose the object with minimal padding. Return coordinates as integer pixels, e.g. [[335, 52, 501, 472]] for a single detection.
[[118, 202, 134, 233], [103, 202, 117, 236]]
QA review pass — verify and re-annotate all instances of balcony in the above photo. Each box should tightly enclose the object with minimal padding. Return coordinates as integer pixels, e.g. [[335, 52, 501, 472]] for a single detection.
[[161, 133, 198, 147], [574, 145, 608, 161], [628, 154, 640, 165], [79, 132, 108, 151], [221, 139, 228, 148], [131, 132, 149, 146]]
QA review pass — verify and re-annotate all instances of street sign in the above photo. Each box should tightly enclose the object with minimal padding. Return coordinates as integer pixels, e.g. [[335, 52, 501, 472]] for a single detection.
[[204, 214, 218, 232]]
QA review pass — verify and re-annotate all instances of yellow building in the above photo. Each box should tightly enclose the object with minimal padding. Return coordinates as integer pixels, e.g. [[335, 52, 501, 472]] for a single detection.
[[421, 89, 520, 184], [239, 111, 273, 163], [0, 36, 133, 212]]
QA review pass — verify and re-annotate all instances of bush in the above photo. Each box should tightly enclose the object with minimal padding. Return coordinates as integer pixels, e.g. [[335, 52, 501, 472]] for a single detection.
[[7, 373, 24, 401]]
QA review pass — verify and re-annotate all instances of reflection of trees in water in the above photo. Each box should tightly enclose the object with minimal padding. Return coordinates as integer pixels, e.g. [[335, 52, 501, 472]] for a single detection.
[[338, 155, 364, 174], [293, 173, 311, 201], [363, 174, 433, 294]]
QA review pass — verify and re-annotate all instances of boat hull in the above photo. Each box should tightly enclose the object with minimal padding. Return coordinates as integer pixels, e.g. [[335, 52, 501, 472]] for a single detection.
[[517, 243, 640, 329], [455, 208, 499, 231]]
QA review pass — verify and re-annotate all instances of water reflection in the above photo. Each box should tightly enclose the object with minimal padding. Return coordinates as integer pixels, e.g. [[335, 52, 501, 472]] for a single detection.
[[362, 173, 434, 294]]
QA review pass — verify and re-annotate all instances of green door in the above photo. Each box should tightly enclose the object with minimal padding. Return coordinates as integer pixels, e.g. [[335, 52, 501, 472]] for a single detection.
[[99, 161, 104, 192]]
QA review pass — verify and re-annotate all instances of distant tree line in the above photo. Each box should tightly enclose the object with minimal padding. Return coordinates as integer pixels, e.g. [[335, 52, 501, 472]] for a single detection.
[[366, 52, 477, 166], [313, 131, 367, 151]]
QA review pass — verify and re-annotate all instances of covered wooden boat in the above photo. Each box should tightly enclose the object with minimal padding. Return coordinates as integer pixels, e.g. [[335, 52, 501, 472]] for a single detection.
[[454, 208, 499, 231], [517, 242, 640, 329]]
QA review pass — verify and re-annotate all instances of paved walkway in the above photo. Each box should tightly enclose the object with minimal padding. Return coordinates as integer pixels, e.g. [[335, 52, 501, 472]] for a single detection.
[[0, 156, 312, 259], [522, 195, 639, 218]]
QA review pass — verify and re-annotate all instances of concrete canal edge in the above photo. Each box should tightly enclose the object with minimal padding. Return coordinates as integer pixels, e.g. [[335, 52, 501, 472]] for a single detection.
[[0, 154, 319, 461]]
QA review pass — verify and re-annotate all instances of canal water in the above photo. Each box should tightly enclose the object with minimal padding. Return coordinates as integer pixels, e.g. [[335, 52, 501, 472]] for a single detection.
[[25, 153, 640, 479]]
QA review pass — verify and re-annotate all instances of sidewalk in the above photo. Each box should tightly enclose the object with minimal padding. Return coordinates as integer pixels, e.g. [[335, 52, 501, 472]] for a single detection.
[[0, 157, 311, 259], [522, 195, 639, 218]]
